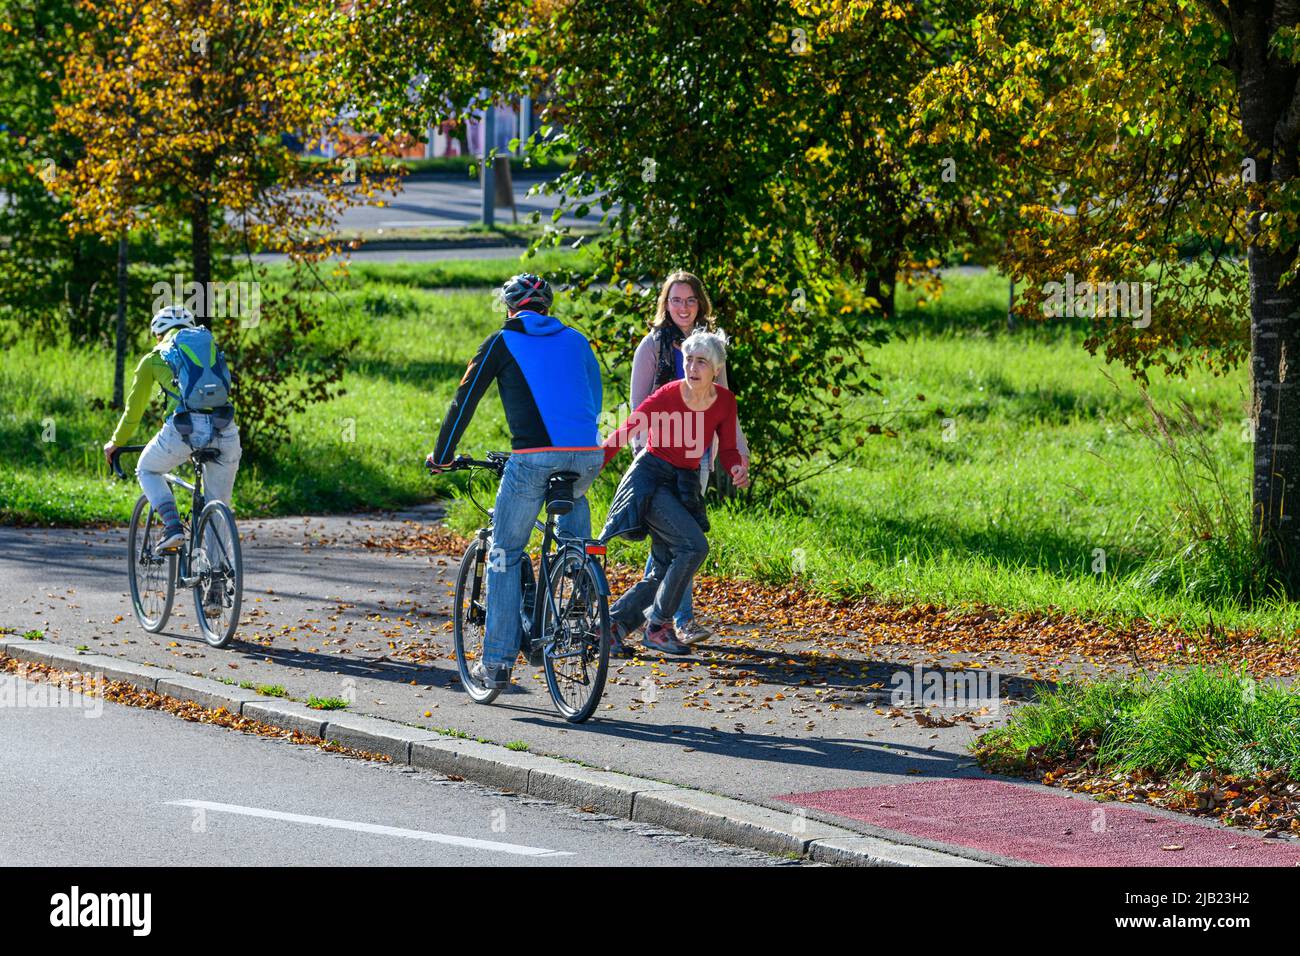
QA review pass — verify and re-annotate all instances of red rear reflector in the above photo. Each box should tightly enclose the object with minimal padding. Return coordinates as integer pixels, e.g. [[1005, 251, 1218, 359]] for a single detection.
[[585, 544, 606, 555]]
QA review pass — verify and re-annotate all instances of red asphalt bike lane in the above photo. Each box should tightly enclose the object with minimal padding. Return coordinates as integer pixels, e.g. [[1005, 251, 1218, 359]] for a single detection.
[[778, 778, 1300, 866]]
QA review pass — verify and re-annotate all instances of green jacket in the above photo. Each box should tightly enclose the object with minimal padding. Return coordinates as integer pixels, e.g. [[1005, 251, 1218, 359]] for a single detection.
[[109, 330, 182, 446]]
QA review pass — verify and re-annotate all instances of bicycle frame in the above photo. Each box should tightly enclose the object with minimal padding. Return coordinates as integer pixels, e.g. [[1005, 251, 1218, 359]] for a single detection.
[[459, 459, 609, 660], [159, 463, 208, 588], [471, 511, 589, 657]]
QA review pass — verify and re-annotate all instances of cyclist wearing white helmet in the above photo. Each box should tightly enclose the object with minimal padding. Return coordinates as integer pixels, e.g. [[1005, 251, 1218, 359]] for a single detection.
[[104, 306, 241, 557]]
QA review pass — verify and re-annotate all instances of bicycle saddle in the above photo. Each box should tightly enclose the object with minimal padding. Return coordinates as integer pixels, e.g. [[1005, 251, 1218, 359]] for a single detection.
[[191, 447, 222, 464], [545, 471, 579, 516]]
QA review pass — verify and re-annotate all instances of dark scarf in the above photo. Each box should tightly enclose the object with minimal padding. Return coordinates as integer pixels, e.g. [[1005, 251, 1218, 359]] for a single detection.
[[652, 322, 688, 390]]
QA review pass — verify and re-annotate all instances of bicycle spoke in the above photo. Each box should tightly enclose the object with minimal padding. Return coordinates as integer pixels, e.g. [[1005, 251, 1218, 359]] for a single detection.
[[542, 551, 610, 722], [192, 503, 242, 648], [453, 538, 500, 703], [128, 495, 175, 633]]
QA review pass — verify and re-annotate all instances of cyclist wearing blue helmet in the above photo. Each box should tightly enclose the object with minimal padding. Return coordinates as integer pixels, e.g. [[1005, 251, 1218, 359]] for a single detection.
[[427, 274, 604, 690]]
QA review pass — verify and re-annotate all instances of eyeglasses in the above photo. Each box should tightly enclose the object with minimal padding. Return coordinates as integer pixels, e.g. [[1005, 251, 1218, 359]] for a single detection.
[[668, 297, 699, 308]]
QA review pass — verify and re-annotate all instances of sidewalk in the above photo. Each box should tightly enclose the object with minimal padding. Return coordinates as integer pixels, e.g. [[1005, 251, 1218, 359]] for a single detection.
[[4, 509, 1299, 866]]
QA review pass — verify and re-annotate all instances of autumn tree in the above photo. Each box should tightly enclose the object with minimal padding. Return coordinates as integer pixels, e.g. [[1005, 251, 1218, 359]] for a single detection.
[[53, 0, 401, 293], [902, 0, 1300, 589]]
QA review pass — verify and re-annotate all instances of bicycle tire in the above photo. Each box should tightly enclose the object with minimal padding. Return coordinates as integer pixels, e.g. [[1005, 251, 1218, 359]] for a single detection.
[[127, 493, 176, 633], [541, 548, 610, 723], [192, 500, 243, 648], [453, 537, 501, 704]]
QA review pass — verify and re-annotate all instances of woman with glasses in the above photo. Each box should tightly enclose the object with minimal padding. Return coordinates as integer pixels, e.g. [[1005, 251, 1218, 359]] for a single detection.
[[626, 271, 749, 645]]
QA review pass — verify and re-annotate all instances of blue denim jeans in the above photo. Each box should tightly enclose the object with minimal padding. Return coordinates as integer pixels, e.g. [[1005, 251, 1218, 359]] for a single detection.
[[612, 485, 709, 634], [640, 449, 708, 628], [483, 449, 605, 672]]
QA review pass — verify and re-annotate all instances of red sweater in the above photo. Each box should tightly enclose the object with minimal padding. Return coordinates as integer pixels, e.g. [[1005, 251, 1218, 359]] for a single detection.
[[604, 381, 744, 473]]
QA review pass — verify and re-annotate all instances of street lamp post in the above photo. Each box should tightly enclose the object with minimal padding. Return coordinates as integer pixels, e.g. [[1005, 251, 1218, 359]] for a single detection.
[[480, 96, 496, 227]]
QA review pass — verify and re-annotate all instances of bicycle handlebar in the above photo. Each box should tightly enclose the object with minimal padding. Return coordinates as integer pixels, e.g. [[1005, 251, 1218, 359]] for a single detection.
[[424, 452, 510, 477], [109, 445, 148, 481]]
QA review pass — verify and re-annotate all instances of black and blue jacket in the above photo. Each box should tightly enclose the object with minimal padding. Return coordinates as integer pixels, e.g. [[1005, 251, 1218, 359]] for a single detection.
[[432, 310, 603, 463]]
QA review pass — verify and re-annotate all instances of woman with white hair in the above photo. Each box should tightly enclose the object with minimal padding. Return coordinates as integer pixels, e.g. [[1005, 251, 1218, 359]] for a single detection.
[[628, 271, 749, 643], [599, 328, 750, 656]]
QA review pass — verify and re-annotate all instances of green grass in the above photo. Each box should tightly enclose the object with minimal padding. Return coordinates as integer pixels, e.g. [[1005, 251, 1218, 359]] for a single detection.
[[306, 695, 349, 710], [1, 257, 1292, 640], [335, 223, 605, 246], [22, 630, 43, 640], [505, 740, 530, 752], [256, 684, 289, 699], [329, 241, 598, 289], [978, 667, 1300, 777]]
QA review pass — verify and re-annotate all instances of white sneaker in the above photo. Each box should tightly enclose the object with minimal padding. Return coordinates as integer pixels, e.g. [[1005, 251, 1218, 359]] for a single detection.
[[157, 526, 186, 552], [677, 619, 713, 645], [470, 660, 511, 689]]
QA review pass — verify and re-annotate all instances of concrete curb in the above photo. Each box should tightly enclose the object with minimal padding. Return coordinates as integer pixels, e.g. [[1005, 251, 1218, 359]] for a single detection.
[[0, 640, 992, 867]]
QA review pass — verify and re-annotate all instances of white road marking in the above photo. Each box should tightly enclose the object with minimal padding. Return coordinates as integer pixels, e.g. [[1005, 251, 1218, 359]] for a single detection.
[[168, 800, 573, 858]]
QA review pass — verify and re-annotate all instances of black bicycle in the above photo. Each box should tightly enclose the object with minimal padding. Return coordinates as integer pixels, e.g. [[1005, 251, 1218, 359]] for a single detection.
[[110, 445, 243, 648], [430, 452, 612, 723]]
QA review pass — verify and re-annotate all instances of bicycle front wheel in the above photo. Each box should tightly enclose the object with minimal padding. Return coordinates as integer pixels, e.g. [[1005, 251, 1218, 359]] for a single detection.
[[192, 500, 243, 648], [453, 537, 501, 704], [127, 494, 176, 632], [541, 549, 610, 723]]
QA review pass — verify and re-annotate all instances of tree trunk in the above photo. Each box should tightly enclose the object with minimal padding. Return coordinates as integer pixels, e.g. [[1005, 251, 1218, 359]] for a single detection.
[[112, 234, 128, 409], [1233, 2, 1300, 594], [1248, 245, 1300, 592], [191, 191, 211, 328], [865, 251, 898, 320]]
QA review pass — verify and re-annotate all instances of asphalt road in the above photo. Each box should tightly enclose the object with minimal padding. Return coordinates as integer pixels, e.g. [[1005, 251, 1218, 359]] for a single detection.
[[253, 174, 600, 263], [0, 675, 791, 867], [337, 174, 601, 232]]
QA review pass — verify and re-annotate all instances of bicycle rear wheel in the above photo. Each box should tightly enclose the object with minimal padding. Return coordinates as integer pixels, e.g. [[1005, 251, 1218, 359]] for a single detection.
[[453, 537, 501, 703], [541, 549, 610, 723], [127, 494, 176, 632], [192, 500, 242, 648]]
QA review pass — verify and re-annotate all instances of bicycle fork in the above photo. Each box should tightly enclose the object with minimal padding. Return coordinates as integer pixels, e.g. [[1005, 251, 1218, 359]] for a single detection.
[[469, 528, 490, 628]]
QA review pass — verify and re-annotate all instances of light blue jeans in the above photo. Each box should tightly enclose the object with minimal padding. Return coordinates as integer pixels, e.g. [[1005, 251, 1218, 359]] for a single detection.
[[483, 449, 605, 672], [642, 450, 709, 628], [137, 416, 241, 518], [137, 415, 241, 567]]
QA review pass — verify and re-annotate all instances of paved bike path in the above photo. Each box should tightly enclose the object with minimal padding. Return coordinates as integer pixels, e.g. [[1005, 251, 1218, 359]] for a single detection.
[[3, 509, 1296, 865]]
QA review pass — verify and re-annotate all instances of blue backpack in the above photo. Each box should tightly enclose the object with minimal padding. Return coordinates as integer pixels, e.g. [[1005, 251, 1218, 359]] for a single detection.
[[160, 327, 232, 412]]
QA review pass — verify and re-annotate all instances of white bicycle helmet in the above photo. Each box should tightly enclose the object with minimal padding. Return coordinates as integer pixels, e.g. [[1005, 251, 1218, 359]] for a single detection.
[[150, 305, 196, 336]]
